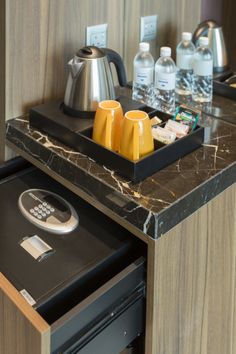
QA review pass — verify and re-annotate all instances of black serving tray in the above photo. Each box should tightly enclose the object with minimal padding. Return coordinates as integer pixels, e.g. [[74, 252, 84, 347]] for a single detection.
[[29, 97, 204, 182], [77, 125, 204, 182], [213, 70, 236, 101]]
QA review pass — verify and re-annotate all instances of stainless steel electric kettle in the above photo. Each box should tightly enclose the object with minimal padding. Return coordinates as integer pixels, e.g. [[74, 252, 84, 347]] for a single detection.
[[193, 20, 228, 73], [64, 46, 127, 117]]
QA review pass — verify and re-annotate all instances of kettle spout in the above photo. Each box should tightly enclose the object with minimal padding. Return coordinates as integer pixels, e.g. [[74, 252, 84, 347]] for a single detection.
[[68, 57, 84, 78]]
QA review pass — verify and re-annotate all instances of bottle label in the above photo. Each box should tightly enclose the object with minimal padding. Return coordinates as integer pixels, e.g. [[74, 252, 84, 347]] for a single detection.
[[193, 60, 213, 76], [134, 67, 153, 85], [155, 72, 175, 90], [177, 54, 193, 70]]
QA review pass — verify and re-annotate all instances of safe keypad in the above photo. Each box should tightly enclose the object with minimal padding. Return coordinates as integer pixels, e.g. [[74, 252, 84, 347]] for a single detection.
[[30, 202, 55, 220]]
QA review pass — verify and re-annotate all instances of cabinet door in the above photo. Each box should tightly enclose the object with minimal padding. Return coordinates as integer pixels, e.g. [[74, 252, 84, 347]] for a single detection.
[[146, 183, 236, 354], [0, 273, 50, 354]]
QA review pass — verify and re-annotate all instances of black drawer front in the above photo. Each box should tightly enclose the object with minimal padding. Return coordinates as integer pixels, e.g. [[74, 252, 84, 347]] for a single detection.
[[63, 286, 145, 354], [51, 257, 146, 354], [0, 157, 30, 180]]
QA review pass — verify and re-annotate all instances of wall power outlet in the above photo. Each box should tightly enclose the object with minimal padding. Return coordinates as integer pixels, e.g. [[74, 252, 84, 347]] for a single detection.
[[140, 15, 158, 42], [86, 24, 108, 47]]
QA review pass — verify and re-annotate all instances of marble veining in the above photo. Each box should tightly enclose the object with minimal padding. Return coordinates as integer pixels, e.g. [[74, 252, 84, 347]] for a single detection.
[[6, 95, 236, 239]]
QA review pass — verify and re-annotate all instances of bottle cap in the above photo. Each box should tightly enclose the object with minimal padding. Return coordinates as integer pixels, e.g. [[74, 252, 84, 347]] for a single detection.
[[139, 42, 150, 52], [182, 32, 192, 41], [160, 47, 171, 57], [199, 36, 209, 46]]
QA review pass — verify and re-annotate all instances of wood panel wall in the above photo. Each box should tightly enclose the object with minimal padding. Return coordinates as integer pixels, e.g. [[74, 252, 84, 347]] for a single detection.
[[222, 0, 236, 70], [5, 0, 125, 120], [2, 0, 202, 160], [0, 0, 5, 162], [124, 0, 201, 81], [4, 0, 202, 120], [201, 0, 223, 24]]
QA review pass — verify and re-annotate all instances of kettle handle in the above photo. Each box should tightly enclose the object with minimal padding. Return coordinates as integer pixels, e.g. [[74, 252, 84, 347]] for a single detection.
[[192, 26, 208, 44], [103, 48, 127, 87], [192, 20, 219, 44]]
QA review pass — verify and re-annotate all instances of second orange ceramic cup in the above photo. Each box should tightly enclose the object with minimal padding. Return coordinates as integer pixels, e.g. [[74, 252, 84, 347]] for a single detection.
[[92, 100, 123, 152], [120, 110, 154, 161]]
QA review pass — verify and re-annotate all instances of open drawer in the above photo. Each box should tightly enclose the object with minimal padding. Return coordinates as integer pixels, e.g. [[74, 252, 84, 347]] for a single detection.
[[0, 257, 146, 354], [0, 167, 146, 354]]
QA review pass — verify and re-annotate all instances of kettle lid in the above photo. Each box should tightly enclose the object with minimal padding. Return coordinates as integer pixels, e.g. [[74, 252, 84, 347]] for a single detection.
[[77, 46, 105, 59]]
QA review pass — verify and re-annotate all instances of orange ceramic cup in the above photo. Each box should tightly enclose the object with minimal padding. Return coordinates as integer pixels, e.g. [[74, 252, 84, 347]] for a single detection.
[[120, 110, 154, 161], [92, 100, 123, 152]]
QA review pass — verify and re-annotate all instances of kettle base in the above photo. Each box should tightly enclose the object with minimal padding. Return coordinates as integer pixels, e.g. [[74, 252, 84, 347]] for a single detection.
[[213, 65, 229, 74], [63, 103, 95, 119]]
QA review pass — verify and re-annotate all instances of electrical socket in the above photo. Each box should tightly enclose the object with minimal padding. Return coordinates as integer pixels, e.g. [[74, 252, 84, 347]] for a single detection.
[[86, 24, 108, 47], [140, 15, 158, 42]]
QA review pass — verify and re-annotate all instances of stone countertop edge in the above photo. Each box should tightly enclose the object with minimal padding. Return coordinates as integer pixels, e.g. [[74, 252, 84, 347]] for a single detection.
[[6, 116, 236, 240]]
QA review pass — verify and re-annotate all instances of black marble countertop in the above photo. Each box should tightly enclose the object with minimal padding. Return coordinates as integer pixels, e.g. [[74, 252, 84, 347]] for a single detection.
[[206, 95, 236, 125], [6, 92, 236, 240]]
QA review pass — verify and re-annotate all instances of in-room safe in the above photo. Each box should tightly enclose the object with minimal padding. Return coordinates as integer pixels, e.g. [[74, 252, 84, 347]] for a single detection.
[[0, 164, 146, 354]]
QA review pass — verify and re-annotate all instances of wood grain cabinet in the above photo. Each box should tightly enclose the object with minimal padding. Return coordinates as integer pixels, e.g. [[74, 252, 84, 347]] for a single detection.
[[0, 273, 50, 354], [145, 183, 236, 354]]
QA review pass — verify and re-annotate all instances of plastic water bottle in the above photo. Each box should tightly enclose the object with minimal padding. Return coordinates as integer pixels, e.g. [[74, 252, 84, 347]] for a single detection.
[[192, 36, 213, 103], [132, 42, 154, 105], [153, 47, 176, 115], [176, 32, 195, 97]]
